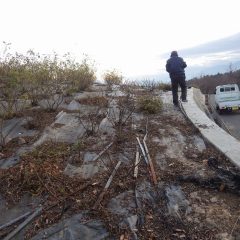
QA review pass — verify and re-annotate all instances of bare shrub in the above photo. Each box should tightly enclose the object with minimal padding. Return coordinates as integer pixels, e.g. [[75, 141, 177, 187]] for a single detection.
[[158, 82, 172, 91], [103, 69, 123, 90], [0, 44, 97, 111], [107, 95, 135, 128], [140, 78, 158, 92], [77, 97, 108, 136], [77, 96, 108, 107], [0, 117, 9, 147], [0, 78, 29, 119], [0, 49, 29, 117], [0, 82, 23, 118], [78, 110, 106, 137], [120, 81, 141, 96], [70, 139, 86, 164], [65, 57, 96, 91]]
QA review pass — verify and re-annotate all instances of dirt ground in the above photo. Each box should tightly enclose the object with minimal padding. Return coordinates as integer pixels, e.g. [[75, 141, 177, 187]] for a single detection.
[[0, 89, 240, 240]]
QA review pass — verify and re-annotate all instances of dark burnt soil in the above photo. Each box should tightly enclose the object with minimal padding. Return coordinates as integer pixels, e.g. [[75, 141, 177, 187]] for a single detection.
[[22, 108, 58, 132], [0, 97, 240, 240], [77, 96, 108, 107]]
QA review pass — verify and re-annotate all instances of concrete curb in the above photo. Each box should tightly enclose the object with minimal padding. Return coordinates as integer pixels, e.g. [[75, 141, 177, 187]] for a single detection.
[[181, 88, 240, 168]]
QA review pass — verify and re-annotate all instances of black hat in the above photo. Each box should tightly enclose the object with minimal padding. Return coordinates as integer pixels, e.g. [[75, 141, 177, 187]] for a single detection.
[[171, 51, 178, 57]]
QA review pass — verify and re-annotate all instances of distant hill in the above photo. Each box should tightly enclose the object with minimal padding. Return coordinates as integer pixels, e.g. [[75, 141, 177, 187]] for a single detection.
[[187, 69, 240, 94], [185, 60, 240, 79]]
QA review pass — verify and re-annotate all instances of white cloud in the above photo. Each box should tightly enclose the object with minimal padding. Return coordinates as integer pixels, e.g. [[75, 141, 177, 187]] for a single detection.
[[185, 51, 240, 67], [0, 0, 240, 79]]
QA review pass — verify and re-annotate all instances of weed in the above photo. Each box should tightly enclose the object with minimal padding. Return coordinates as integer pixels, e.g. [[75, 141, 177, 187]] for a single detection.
[[138, 95, 163, 114]]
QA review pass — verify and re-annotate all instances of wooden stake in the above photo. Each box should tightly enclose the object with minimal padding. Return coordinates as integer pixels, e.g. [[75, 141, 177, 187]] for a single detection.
[[134, 148, 140, 178], [143, 140, 157, 185], [91, 142, 113, 162], [136, 137, 148, 165], [93, 160, 122, 209]]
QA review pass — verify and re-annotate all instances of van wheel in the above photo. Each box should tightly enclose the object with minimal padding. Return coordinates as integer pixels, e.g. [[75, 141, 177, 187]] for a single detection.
[[216, 105, 219, 111]]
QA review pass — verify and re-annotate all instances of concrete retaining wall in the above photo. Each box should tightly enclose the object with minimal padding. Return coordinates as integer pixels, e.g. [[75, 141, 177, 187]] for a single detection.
[[181, 88, 240, 168]]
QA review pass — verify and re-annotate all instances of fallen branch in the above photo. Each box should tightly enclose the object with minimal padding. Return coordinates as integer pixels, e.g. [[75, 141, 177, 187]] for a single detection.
[[3, 207, 43, 240], [0, 118, 19, 146], [143, 140, 157, 185], [134, 147, 140, 178], [0, 211, 31, 231], [91, 142, 113, 162], [93, 160, 122, 209], [17, 182, 97, 237], [230, 215, 240, 237]]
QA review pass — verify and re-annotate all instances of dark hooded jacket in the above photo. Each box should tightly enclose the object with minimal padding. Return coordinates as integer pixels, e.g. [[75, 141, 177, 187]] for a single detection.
[[166, 51, 187, 77]]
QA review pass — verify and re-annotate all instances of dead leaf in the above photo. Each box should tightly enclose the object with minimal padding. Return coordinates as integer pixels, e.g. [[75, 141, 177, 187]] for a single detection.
[[180, 234, 186, 238], [146, 214, 153, 220], [220, 183, 225, 191]]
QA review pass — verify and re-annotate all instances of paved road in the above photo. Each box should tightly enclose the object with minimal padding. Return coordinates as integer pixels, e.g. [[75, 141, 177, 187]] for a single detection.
[[209, 94, 240, 140]]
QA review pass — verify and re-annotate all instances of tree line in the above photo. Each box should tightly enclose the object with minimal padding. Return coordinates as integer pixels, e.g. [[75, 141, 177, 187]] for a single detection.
[[187, 69, 240, 94]]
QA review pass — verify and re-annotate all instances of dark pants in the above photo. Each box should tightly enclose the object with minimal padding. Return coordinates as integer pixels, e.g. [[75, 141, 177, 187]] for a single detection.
[[170, 74, 187, 105]]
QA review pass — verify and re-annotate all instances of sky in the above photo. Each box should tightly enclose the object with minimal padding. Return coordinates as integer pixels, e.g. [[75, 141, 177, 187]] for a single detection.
[[0, 0, 240, 81]]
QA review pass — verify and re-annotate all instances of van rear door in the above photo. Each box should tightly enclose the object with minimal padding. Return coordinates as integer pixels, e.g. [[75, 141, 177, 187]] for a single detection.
[[218, 85, 239, 102]]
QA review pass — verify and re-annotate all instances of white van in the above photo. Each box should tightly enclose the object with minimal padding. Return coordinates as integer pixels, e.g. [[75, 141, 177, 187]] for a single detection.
[[215, 84, 240, 114]]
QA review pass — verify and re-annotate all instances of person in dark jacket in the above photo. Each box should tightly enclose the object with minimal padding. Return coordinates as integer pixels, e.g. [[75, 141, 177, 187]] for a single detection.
[[166, 51, 187, 106]]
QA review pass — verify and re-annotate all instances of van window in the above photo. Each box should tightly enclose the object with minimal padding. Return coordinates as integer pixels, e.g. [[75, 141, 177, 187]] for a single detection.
[[220, 88, 224, 92], [231, 87, 235, 91], [225, 87, 230, 92]]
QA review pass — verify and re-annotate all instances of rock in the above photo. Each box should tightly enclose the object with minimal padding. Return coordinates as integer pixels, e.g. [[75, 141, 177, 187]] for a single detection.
[[67, 100, 81, 111], [193, 135, 206, 152], [99, 118, 115, 135], [32, 213, 110, 240], [64, 163, 106, 179], [0, 155, 20, 169], [83, 152, 98, 163], [165, 185, 191, 218], [107, 191, 136, 216]]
